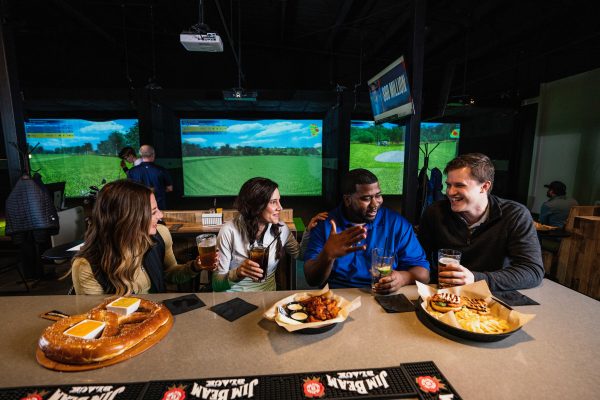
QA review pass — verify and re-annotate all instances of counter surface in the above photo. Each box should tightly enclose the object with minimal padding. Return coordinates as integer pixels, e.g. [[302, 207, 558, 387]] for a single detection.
[[1, 279, 599, 400]]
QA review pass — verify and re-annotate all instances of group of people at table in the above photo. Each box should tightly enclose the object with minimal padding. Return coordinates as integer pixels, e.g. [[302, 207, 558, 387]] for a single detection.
[[71, 152, 544, 296]]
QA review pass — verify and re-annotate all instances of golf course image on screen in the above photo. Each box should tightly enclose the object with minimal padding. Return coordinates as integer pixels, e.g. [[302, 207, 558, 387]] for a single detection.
[[25, 119, 139, 197], [350, 121, 460, 194], [181, 119, 322, 196]]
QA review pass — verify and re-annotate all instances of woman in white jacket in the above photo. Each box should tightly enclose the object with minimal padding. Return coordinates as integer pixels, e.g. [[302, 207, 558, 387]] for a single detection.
[[212, 177, 325, 292]]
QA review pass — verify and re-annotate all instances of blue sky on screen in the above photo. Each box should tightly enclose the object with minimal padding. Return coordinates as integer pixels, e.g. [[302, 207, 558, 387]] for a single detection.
[[181, 119, 322, 149], [350, 120, 398, 130], [24, 119, 137, 150]]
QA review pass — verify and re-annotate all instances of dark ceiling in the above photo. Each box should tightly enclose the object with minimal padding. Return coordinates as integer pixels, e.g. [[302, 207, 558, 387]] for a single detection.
[[3, 0, 600, 118]]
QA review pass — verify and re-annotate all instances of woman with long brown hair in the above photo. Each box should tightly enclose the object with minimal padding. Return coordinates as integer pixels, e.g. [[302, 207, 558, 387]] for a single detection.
[[71, 180, 216, 295], [212, 177, 326, 292]]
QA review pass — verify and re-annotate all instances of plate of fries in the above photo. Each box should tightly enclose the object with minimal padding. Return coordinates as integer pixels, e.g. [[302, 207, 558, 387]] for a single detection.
[[415, 281, 536, 342]]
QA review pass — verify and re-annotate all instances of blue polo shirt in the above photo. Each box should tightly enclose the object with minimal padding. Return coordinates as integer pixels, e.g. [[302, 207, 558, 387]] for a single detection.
[[304, 205, 429, 288]]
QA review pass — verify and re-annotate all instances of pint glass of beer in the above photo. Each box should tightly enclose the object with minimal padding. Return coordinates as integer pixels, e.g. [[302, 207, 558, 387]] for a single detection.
[[437, 249, 462, 288], [196, 234, 217, 267], [249, 244, 268, 282]]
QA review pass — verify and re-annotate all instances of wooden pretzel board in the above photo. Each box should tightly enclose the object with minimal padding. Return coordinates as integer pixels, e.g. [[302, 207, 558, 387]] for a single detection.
[[36, 314, 174, 372]]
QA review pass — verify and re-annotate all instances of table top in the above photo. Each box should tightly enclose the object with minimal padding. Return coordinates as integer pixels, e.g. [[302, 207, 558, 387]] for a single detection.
[[1, 279, 599, 399]]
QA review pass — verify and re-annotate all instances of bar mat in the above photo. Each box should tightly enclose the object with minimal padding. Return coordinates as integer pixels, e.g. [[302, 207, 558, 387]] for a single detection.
[[210, 297, 258, 321], [0, 382, 148, 400], [144, 365, 417, 399], [162, 294, 206, 315], [492, 290, 539, 306], [375, 293, 416, 313], [0, 363, 460, 400], [402, 361, 462, 400]]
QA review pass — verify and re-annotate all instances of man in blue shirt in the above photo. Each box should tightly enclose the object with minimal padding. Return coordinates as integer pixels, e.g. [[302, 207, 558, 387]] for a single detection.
[[304, 169, 429, 293], [127, 145, 173, 210]]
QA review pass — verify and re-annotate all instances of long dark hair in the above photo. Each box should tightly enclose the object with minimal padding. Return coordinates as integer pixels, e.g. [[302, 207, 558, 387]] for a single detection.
[[234, 177, 283, 259], [76, 180, 154, 295]]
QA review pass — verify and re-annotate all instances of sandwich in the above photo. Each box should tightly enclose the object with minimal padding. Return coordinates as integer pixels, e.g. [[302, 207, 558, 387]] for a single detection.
[[429, 292, 462, 313], [461, 296, 490, 315]]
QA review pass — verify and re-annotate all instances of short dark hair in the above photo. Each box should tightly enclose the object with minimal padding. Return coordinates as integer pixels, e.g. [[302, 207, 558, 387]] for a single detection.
[[118, 146, 135, 159], [444, 153, 495, 190], [341, 169, 379, 195]]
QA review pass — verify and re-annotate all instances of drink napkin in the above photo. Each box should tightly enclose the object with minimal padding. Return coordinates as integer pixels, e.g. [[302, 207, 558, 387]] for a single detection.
[[375, 294, 415, 313], [162, 294, 206, 315], [210, 297, 258, 321], [491, 290, 539, 306]]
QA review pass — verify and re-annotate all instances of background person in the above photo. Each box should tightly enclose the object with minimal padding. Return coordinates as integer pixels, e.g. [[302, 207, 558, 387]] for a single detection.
[[539, 181, 578, 228], [304, 169, 430, 294], [213, 177, 326, 292], [127, 144, 173, 210], [418, 153, 544, 291], [118, 146, 141, 174], [71, 180, 216, 295]]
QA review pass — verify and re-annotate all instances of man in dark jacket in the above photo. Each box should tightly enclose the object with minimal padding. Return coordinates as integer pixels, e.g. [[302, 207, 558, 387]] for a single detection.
[[127, 145, 173, 210], [418, 153, 544, 291]]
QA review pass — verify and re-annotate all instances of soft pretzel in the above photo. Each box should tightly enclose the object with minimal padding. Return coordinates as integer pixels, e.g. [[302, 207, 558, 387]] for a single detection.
[[38, 298, 172, 364]]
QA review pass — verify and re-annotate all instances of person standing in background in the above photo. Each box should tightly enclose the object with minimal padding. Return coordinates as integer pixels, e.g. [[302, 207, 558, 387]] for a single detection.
[[118, 146, 141, 174], [540, 181, 578, 228], [127, 145, 173, 210]]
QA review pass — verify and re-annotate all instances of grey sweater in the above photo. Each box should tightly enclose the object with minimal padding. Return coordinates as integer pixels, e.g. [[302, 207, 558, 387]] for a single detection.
[[418, 195, 544, 291]]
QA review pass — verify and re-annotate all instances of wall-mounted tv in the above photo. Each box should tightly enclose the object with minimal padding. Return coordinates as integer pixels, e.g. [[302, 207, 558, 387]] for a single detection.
[[25, 118, 139, 197], [349, 120, 460, 194], [368, 55, 414, 124], [180, 119, 323, 196]]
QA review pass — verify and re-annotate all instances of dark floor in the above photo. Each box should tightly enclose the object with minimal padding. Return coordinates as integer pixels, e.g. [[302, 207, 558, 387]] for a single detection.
[[0, 260, 72, 296]]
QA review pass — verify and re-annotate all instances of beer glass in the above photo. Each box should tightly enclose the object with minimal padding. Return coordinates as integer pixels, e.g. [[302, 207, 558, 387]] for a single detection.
[[437, 249, 462, 288], [249, 244, 269, 282], [196, 234, 217, 267], [371, 248, 394, 292]]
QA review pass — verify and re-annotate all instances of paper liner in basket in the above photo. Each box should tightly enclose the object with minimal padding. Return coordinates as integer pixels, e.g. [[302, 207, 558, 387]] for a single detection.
[[416, 280, 535, 333], [263, 285, 361, 332]]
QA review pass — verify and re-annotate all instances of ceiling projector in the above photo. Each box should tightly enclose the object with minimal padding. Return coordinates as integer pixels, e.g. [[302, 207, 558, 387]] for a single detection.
[[180, 32, 223, 52]]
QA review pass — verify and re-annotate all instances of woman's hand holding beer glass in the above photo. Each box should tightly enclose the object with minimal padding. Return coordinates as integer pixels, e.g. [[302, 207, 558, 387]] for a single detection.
[[194, 234, 219, 272], [235, 258, 265, 282], [193, 250, 219, 272]]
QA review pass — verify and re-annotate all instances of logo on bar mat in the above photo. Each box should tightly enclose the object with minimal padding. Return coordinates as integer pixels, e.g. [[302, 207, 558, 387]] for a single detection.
[[416, 376, 446, 393], [20, 390, 48, 400], [162, 385, 187, 400], [303, 377, 325, 398]]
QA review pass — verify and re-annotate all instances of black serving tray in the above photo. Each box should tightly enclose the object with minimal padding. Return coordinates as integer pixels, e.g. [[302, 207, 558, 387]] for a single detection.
[[415, 298, 521, 342]]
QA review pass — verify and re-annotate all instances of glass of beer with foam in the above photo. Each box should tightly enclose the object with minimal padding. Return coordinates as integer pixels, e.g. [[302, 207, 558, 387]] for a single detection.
[[437, 249, 462, 288], [196, 234, 217, 267]]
